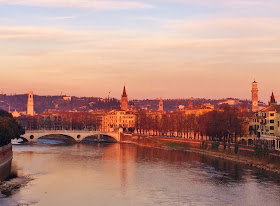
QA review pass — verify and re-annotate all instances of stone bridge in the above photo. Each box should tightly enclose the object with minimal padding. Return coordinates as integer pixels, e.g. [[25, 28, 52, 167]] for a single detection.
[[21, 130, 120, 142]]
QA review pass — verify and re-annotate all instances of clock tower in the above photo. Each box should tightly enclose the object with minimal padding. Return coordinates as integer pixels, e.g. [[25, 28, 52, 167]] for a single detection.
[[252, 80, 258, 112]]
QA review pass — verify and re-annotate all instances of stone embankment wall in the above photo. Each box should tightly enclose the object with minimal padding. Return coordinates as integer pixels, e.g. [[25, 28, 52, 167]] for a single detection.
[[121, 133, 200, 149], [0, 144, 13, 181], [0, 144, 13, 167], [120, 133, 280, 163]]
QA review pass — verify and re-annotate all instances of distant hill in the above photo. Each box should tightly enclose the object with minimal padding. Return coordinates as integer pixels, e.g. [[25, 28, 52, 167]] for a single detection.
[[0, 94, 120, 113], [0, 94, 266, 114], [131, 98, 266, 111]]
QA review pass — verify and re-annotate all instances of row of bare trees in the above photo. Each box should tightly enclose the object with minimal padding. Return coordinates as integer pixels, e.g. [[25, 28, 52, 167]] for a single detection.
[[17, 112, 102, 131], [135, 106, 249, 143]]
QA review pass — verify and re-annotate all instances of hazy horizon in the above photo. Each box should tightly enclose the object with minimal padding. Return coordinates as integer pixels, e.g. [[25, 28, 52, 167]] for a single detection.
[[0, 90, 269, 104]]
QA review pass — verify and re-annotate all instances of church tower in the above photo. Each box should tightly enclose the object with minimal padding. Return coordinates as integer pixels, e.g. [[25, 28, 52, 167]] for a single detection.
[[120, 86, 128, 111], [27, 91, 34, 116], [252, 80, 258, 112], [269, 92, 277, 106], [158, 97, 163, 111]]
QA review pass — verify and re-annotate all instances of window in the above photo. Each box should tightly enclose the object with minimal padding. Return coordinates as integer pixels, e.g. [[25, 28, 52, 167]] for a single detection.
[[270, 126, 274, 130], [270, 113, 275, 117], [270, 120, 274, 124]]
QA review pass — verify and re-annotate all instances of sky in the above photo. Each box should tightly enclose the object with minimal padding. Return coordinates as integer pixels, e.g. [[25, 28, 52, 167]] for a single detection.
[[0, 0, 280, 102]]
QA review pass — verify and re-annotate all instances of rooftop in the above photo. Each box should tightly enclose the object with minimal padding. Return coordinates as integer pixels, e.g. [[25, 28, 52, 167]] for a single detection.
[[261, 105, 280, 113]]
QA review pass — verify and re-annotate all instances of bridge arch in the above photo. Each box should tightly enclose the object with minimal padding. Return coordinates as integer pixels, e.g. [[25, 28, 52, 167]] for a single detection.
[[36, 134, 76, 143], [81, 134, 118, 143]]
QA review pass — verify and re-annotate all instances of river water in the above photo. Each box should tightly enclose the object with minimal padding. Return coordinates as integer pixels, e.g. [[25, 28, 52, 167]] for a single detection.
[[1, 141, 280, 206]]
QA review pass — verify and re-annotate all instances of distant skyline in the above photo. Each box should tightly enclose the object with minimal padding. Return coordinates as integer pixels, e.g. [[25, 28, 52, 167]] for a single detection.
[[1, 0, 280, 102]]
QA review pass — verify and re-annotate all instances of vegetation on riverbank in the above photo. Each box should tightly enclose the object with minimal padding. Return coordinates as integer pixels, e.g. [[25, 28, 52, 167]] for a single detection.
[[135, 105, 248, 145], [0, 109, 25, 147]]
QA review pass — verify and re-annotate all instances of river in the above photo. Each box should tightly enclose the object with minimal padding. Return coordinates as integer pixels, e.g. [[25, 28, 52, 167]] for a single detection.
[[1, 141, 280, 206]]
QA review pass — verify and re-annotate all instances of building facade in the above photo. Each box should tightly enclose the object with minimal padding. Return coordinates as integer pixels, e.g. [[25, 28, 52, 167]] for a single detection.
[[248, 93, 280, 150], [102, 110, 135, 132]]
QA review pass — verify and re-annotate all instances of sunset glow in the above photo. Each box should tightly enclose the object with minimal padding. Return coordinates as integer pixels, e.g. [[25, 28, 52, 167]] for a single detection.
[[1, 0, 280, 101]]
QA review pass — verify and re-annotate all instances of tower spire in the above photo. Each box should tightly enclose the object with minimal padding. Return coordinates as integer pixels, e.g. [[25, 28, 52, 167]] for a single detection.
[[269, 91, 277, 106], [122, 86, 127, 97], [120, 86, 128, 110]]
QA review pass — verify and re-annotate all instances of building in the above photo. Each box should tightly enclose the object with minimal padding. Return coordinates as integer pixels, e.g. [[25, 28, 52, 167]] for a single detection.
[[63, 96, 72, 101], [184, 104, 214, 116], [187, 101, 193, 108], [102, 110, 135, 132], [252, 80, 258, 112], [120, 86, 128, 111], [27, 91, 34, 116], [178, 105, 185, 110], [11, 109, 21, 118], [218, 99, 240, 106], [158, 97, 163, 111], [247, 93, 280, 150], [269, 92, 277, 106], [257, 93, 280, 149]]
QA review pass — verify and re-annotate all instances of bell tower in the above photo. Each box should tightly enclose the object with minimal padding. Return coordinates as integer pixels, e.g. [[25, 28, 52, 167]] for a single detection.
[[27, 91, 34, 116], [269, 92, 277, 106], [158, 97, 163, 111], [252, 80, 258, 112], [120, 86, 128, 111]]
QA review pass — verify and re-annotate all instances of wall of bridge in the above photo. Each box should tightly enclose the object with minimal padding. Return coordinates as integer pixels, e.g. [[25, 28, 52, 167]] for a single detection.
[[21, 130, 120, 142]]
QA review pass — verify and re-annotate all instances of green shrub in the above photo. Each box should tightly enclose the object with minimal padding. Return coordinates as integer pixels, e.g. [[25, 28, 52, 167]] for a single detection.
[[211, 141, 220, 150], [0, 109, 25, 147], [254, 145, 264, 159]]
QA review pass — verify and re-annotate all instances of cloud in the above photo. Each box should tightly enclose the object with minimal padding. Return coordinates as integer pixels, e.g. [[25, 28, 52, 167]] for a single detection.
[[0, 0, 153, 10], [163, 17, 280, 39], [1, 22, 279, 64], [0, 23, 279, 99], [1, 17, 280, 70], [167, 0, 280, 8], [42, 16, 77, 20]]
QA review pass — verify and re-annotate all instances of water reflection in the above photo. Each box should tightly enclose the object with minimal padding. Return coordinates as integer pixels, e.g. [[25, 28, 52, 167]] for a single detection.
[[1, 144, 280, 206]]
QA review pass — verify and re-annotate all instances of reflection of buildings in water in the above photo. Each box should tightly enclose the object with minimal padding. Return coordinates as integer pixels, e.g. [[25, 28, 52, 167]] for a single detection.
[[135, 147, 246, 184], [102, 144, 137, 195]]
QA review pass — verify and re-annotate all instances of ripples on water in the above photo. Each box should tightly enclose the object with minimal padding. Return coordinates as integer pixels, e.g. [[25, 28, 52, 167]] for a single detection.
[[1, 140, 280, 206]]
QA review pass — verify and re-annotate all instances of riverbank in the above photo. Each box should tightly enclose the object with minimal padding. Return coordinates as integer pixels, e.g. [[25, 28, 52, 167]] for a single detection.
[[121, 134, 280, 174], [0, 143, 31, 198], [0, 176, 33, 197]]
